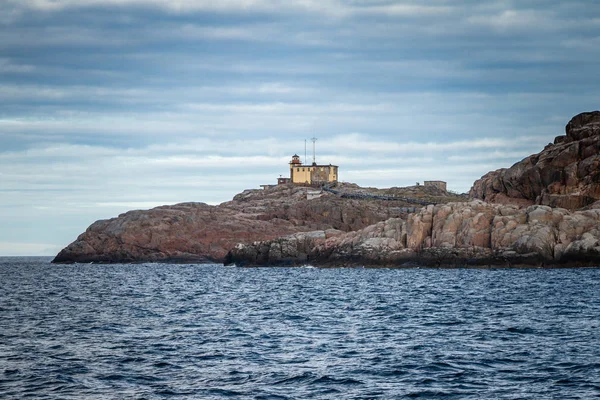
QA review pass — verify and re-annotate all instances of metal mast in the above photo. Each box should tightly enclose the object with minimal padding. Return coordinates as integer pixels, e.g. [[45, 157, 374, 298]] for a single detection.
[[311, 137, 317, 164]]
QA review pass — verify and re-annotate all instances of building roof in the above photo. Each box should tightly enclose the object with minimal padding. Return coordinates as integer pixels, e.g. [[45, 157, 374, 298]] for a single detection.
[[291, 164, 339, 168]]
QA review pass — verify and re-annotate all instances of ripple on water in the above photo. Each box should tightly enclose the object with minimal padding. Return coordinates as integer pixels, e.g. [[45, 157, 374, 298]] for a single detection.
[[0, 258, 599, 399]]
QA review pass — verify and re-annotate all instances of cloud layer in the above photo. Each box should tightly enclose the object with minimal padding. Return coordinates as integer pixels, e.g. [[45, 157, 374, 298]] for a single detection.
[[1, 0, 599, 255]]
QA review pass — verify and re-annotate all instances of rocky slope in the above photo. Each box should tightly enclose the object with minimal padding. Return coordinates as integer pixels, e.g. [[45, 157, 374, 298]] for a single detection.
[[470, 111, 600, 209], [53, 184, 463, 263], [226, 201, 600, 267], [333, 182, 467, 204], [55, 111, 599, 266], [227, 111, 600, 268]]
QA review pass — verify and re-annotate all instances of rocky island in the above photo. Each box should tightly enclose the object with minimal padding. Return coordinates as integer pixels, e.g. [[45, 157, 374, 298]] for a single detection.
[[54, 112, 600, 267], [52, 182, 460, 263]]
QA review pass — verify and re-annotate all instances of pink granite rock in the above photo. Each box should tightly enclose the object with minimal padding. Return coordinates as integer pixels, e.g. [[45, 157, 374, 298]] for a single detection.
[[470, 111, 600, 210], [227, 201, 600, 267]]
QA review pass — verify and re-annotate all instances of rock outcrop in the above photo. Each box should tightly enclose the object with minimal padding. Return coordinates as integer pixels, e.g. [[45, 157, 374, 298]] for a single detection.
[[225, 229, 344, 266], [226, 201, 600, 267], [470, 111, 600, 210], [227, 111, 600, 268], [53, 184, 459, 263], [55, 111, 599, 267], [53, 201, 300, 264]]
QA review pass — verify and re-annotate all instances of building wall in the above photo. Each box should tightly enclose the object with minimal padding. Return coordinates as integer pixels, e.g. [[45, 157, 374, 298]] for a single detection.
[[260, 184, 276, 190], [290, 165, 338, 184], [424, 180, 447, 191], [307, 190, 323, 200], [291, 166, 311, 184]]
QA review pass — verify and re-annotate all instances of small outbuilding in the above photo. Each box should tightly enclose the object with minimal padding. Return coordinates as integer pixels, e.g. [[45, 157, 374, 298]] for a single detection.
[[424, 180, 447, 191]]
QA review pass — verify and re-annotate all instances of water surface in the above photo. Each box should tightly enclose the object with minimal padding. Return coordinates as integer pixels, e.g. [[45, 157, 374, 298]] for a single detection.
[[1, 257, 599, 399]]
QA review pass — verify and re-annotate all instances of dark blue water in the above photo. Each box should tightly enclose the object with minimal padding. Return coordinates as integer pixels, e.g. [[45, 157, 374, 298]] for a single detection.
[[1, 257, 599, 399]]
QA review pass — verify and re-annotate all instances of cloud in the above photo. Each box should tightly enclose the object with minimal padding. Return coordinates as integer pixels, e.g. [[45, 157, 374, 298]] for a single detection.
[[0, 133, 549, 207], [7, 0, 454, 18], [0, 242, 62, 256], [0, 58, 35, 73], [447, 151, 534, 162], [467, 9, 555, 33], [326, 133, 549, 155], [1, 0, 599, 254]]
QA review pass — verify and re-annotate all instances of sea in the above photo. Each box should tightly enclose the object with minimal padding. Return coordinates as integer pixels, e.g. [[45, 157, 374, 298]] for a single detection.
[[1, 257, 599, 399]]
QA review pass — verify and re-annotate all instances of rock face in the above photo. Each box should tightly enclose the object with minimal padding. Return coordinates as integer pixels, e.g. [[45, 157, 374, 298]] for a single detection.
[[227, 112, 600, 268], [225, 229, 344, 266], [53, 184, 435, 263], [470, 111, 600, 210], [56, 111, 600, 267], [53, 202, 300, 264], [226, 201, 600, 267]]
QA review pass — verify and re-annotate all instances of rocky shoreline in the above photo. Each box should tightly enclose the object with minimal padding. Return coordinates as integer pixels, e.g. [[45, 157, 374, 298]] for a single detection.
[[53, 184, 458, 264], [225, 201, 600, 268], [53, 111, 600, 268]]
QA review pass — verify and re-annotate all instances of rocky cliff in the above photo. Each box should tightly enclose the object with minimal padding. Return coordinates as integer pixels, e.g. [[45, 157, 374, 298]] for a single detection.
[[53, 184, 461, 263], [55, 112, 599, 266], [470, 111, 600, 209], [227, 111, 600, 268], [226, 201, 600, 267]]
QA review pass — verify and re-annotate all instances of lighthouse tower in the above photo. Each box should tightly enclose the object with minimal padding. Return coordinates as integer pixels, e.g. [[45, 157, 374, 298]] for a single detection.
[[289, 154, 302, 167]]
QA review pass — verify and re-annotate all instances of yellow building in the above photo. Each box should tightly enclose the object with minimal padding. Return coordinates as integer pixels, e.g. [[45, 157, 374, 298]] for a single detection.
[[288, 154, 338, 185]]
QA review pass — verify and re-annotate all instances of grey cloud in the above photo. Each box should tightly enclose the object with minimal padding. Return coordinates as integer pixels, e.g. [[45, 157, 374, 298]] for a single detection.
[[1, 0, 599, 254]]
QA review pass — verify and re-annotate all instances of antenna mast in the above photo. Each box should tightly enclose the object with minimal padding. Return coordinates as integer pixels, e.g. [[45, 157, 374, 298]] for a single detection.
[[311, 137, 317, 164]]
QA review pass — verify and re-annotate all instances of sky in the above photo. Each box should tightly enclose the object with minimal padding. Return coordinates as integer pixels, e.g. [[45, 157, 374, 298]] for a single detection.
[[1, 0, 599, 256]]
